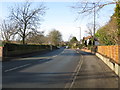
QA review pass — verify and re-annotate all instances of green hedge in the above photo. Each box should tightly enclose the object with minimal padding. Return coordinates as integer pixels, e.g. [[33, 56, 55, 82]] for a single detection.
[[4, 43, 50, 51]]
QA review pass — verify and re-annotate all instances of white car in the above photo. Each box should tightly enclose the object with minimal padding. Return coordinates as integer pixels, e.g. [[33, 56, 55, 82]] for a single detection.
[[66, 46, 69, 49]]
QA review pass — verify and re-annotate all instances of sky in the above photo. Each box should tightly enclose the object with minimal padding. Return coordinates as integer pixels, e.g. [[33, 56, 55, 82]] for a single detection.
[[0, 0, 116, 41]]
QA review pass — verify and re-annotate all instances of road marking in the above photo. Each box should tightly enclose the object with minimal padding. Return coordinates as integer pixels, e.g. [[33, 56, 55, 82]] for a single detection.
[[4, 63, 31, 72], [69, 55, 83, 89], [65, 54, 83, 89]]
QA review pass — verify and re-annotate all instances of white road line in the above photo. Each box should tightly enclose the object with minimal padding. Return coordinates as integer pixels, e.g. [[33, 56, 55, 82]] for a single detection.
[[69, 55, 83, 89], [4, 63, 31, 72], [64, 54, 83, 89]]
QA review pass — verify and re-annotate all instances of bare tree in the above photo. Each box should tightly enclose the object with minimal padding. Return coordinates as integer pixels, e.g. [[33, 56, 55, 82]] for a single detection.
[[9, 1, 46, 44], [26, 31, 46, 44], [72, 0, 120, 45], [72, 0, 118, 34], [86, 23, 100, 36], [0, 20, 17, 42], [72, 0, 117, 15], [48, 29, 62, 46]]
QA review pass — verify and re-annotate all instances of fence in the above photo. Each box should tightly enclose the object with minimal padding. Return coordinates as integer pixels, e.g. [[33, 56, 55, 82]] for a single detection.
[[97, 45, 120, 64], [0, 47, 2, 57]]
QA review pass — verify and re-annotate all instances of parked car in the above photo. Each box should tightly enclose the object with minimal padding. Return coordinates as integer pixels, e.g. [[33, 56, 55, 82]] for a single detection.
[[66, 46, 69, 49]]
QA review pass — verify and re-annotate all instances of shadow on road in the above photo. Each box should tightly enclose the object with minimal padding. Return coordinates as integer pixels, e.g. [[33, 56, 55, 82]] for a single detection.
[[3, 71, 75, 87], [76, 70, 118, 80], [2, 48, 65, 70], [3, 48, 65, 61], [79, 51, 95, 56], [2, 58, 53, 72]]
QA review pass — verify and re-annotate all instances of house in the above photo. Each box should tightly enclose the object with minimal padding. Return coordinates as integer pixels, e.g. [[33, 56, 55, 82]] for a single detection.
[[83, 36, 99, 46]]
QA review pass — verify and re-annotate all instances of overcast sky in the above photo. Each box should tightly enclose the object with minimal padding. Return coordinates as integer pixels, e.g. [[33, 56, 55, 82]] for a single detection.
[[0, 0, 116, 41]]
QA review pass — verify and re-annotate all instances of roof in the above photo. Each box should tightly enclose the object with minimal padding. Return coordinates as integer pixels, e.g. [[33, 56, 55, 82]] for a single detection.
[[83, 36, 93, 40], [83, 36, 98, 41]]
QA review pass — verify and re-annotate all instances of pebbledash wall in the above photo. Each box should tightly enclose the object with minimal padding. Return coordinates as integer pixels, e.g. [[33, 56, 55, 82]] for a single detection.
[[96, 45, 120, 77]]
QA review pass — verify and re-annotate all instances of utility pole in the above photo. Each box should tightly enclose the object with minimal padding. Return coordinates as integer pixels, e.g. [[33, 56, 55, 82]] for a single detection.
[[93, 3, 96, 37], [93, 3, 96, 46]]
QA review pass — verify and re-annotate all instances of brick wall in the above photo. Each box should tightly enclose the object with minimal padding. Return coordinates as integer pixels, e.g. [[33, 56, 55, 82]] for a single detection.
[[97, 45, 120, 64]]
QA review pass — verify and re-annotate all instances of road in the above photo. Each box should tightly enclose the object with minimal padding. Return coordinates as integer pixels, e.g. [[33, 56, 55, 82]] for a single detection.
[[2, 48, 119, 89], [2, 48, 81, 88]]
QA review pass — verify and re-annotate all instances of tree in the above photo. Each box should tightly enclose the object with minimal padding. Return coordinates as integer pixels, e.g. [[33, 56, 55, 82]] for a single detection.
[[48, 29, 62, 46], [86, 23, 100, 36], [114, 2, 120, 44], [72, 0, 120, 44], [26, 31, 46, 44], [69, 36, 78, 49], [0, 20, 17, 42], [70, 36, 78, 43], [72, 0, 117, 16], [9, 1, 46, 44], [95, 2, 120, 45], [95, 25, 115, 45]]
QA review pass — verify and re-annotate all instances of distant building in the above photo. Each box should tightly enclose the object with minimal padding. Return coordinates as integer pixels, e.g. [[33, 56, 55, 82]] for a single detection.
[[83, 36, 99, 46]]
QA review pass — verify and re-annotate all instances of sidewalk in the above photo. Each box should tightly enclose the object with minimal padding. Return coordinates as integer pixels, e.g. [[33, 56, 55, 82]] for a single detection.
[[72, 51, 119, 88]]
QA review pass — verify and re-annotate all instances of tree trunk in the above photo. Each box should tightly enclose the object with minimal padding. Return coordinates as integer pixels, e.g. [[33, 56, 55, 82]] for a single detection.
[[22, 34, 25, 44]]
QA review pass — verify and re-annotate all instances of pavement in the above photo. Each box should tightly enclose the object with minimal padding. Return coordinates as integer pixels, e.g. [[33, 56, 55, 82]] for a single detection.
[[2, 48, 119, 89], [71, 51, 119, 89]]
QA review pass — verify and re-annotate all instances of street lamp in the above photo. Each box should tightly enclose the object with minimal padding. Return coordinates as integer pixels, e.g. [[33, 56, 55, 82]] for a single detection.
[[78, 27, 81, 44]]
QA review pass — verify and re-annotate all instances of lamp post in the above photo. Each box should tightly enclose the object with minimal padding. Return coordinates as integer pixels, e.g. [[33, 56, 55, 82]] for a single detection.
[[78, 27, 81, 44]]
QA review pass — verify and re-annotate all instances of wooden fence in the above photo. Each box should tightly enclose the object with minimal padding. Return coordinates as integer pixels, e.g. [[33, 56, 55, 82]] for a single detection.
[[97, 45, 120, 64], [0, 47, 2, 57]]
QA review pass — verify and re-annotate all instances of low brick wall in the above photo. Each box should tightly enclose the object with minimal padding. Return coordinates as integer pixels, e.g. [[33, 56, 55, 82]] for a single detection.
[[0, 47, 2, 57], [0, 47, 2, 61], [96, 53, 120, 77], [97, 45, 120, 64], [97, 45, 120, 77]]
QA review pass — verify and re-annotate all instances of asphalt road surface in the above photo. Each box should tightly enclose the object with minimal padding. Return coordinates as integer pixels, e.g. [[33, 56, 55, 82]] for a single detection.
[[2, 48, 119, 89], [2, 48, 81, 88]]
